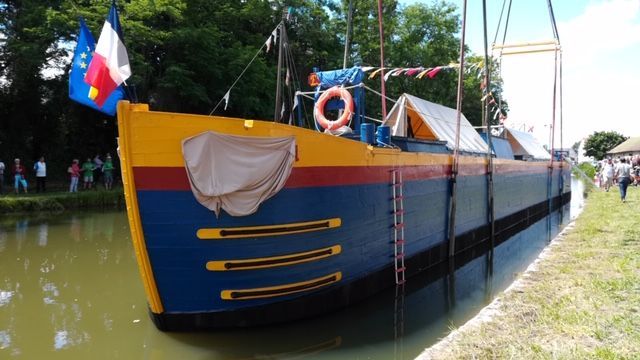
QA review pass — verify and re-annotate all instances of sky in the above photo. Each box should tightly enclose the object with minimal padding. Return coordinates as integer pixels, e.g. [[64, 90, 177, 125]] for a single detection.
[[457, 0, 640, 148], [43, 0, 640, 150]]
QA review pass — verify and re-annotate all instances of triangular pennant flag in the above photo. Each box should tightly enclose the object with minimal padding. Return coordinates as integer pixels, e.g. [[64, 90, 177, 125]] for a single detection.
[[272, 28, 278, 47], [265, 35, 273, 52], [223, 90, 230, 110], [384, 68, 399, 82], [426, 67, 442, 79], [405, 67, 423, 76], [369, 68, 385, 79], [416, 68, 432, 79]]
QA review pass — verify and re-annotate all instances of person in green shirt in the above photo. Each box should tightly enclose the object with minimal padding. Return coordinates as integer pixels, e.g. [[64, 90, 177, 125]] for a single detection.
[[81, 158, 95, 190], [102, 155, 115, 190]]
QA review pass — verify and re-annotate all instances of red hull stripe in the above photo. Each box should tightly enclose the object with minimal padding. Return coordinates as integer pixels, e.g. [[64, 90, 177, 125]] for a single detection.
[[132, 164, 550, 191]]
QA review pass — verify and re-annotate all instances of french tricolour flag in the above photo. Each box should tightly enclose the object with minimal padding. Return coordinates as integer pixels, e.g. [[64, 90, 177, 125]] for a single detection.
[[84, 2, 131, 108]]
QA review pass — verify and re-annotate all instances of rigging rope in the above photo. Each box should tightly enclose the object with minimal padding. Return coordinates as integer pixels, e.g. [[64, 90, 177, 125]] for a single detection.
[[492, 0, 508, 45], [209, 22, 283, 116]]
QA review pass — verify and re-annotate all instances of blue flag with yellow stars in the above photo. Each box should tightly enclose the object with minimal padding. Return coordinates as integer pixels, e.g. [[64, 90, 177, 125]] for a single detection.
[[68, 18, 125, 116]]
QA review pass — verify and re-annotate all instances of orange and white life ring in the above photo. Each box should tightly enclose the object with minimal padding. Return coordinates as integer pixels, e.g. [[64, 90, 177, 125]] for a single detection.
[[314, 86, 354, 130]]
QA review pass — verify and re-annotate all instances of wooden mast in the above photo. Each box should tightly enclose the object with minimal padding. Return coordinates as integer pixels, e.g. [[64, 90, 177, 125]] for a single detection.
[[447, 0, 468, 258], [376, 0, 387, 118]]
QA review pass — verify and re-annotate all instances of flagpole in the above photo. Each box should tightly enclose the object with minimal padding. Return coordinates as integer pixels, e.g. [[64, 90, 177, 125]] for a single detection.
[[274, 21, 284, 122], [376, 0, 387, 119]]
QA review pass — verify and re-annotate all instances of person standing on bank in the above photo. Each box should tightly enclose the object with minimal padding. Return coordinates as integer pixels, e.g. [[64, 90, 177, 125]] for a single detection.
[[614, 157, 632, 203], [602, 158, 615, 192], [68, 159, 81, 192], [93, 154, 104, 189], [102, 155, 114, 190], [0, 159, 5, 194], [81, 158, 95, 190], [12, 158, 27, 194], [33, 156, 47, 193]]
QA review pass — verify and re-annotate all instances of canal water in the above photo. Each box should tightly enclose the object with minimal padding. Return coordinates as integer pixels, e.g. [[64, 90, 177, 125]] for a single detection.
[[0, 178, 584, 359]]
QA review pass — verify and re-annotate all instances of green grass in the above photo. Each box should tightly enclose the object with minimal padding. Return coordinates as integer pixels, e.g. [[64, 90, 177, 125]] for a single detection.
[[0, 187, 124, 214], [420, 184, 640, 359]]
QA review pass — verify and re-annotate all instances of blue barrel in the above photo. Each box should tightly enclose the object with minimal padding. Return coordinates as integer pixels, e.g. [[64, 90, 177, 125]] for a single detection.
[[376, 125, 390, 146], [360, 123, 375, 145]]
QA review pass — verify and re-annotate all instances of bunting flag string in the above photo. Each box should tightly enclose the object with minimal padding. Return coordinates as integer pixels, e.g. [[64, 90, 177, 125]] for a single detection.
[[322, 62, 510, 124], [362, 63, 463, 81]]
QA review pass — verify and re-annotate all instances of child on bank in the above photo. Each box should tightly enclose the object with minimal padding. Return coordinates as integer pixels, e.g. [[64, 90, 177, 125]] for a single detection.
[[68, 159, 81, 192], [12, 158, 27, 194], [81, 158, 95, 190], [102, 155, 115, 190]]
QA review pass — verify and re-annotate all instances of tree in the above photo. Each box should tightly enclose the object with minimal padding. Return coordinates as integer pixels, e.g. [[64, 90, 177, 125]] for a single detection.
[[583, 131, 627, 160], [571, 140, 581, 153], [0, 0, 509, 183]]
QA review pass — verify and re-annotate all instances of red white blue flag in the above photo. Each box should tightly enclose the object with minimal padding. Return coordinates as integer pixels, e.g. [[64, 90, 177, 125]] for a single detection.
[[69, 18, 124, 116], [84, 1, 131, 108]]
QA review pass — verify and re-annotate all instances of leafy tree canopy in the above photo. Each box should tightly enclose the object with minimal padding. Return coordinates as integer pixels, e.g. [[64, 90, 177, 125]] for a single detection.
[[583, 131, 628, 160], [0, 0, 509, 180]]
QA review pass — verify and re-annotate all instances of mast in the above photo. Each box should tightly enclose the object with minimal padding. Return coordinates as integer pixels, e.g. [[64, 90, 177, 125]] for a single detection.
[[447, 0, 468, 258], [376, 0, 387, 118], [274, 21, 284, 122], [343, 0, 353, 69], [482, 0, 496, 260]]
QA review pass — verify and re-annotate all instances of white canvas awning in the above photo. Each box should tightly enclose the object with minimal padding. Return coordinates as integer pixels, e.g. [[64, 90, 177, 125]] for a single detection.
[[504, 128, 551, 160], [383, 93, 489, 154]]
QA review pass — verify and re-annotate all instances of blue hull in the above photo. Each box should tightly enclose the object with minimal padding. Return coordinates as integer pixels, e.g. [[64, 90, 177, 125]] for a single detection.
[[135, 167, 570, 329]]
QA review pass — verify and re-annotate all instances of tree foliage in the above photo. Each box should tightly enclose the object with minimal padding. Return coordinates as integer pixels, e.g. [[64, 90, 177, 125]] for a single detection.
[[583, 131, 628, 160], [0, 0, 508, 181]]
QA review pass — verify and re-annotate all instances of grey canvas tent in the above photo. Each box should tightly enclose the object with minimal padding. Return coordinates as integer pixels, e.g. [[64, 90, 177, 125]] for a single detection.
[[383, 93, 489, 154], [503, 128, 551, 160]]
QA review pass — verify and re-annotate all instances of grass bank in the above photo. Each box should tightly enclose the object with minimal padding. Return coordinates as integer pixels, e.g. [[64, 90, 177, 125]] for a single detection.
[[0, 187, 124, 214], [419, 185, 640, 359]]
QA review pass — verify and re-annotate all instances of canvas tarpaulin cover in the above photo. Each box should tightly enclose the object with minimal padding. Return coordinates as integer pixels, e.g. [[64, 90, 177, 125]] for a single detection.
[[383, 94, 489, 154], [504, 128, 551, 160], [182, 131, 296, 217]]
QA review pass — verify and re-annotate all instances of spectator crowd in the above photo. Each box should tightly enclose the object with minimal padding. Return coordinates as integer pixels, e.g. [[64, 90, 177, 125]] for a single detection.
[[595, 155, 640, 203], [0, 153, 117, 195]]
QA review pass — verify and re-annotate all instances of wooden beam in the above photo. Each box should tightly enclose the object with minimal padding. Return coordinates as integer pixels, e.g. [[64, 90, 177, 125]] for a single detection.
[[500, 47, 560, 56], [492, 40, 558, 49]]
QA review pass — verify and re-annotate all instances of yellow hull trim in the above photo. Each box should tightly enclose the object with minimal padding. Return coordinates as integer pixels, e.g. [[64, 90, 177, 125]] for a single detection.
[[221, 272, 342, 300], [206, 245, 342, 271], [119, 101, 563, 172], [197, 218, 342, 239], [117, 101, 164, 314]]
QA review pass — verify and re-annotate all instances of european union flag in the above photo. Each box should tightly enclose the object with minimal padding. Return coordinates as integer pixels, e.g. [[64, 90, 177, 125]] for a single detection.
[[69, 18, 125, 116]]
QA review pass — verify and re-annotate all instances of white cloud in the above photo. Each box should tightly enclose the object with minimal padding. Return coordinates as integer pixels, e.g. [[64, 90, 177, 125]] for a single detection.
[[498, 0, 640, 148]]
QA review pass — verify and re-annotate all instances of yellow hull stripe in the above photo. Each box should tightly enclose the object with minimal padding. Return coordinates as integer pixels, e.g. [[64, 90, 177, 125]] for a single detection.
[[221, 272, 342, 300], [120, 101, 564, 171], [197, 218, 341, 239], [117, 101, 164, 314], [206, 245, 341, 271]]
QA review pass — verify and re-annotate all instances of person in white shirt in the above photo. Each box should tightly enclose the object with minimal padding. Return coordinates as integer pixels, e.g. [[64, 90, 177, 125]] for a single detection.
[[33, 156, 47, 193], [0, 160, 5, 194], [601, 158, 615, 192], [614, 158, 632, 202]]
